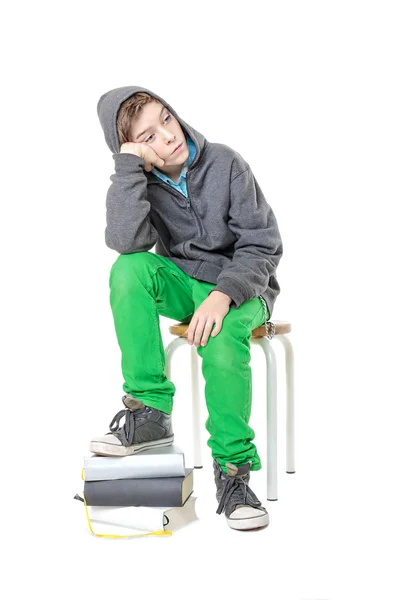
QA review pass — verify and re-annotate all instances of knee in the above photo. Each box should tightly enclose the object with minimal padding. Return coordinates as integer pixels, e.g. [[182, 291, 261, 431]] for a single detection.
[[199, 334, 245, 370], [109, 252, 154, 292]]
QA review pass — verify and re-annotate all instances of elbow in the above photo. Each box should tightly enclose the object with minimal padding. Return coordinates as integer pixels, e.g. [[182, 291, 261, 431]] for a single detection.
[[105, 230, 156, 254], [105, 230, 132, 254]]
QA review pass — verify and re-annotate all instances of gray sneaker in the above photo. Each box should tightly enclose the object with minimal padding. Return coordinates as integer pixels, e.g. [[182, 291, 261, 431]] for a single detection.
[[213, 458, 269, 530], [89, 394, 174, 457]]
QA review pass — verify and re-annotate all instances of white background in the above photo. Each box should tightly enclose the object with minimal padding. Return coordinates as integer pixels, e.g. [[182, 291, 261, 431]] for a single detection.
[[2, 1, 399, 598]]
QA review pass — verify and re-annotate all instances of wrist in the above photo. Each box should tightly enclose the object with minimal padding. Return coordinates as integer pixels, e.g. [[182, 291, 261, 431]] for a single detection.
[[210, 290, 232, 304]]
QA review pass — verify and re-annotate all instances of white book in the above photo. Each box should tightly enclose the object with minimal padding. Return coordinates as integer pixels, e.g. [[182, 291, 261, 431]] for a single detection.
[[83, 444, 186, 481], [78, 495, 199, 535]]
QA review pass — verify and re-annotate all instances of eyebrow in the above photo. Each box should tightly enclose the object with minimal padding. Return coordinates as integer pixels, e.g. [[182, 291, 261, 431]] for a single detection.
[[136, 105, 166, 140]]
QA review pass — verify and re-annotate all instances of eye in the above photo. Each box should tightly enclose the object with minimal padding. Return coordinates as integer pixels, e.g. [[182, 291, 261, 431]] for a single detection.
[[145, 114, 172, 143]]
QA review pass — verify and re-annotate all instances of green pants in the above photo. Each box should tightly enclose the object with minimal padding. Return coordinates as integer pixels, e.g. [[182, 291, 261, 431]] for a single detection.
[[109, 251, 270, 474]]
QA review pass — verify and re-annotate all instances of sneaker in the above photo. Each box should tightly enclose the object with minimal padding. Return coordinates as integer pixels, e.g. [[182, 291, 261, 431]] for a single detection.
[[89, 394, 174, 457], [213, 458, 270, 530]]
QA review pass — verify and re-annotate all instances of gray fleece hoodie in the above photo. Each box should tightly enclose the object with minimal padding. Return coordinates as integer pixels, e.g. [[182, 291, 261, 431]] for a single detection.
[[97, 85, 283, 324]]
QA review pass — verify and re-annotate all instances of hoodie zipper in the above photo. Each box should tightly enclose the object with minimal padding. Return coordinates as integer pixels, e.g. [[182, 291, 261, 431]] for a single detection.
[[153, 168, 203, 237], [157, 182, 191, 210]]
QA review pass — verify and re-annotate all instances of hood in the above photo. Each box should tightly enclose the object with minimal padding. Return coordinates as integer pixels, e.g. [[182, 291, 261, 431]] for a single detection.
[[97, 85, 207, 169]]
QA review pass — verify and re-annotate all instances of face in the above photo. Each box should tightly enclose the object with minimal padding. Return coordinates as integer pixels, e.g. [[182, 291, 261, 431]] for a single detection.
[[130, 100, 189, 178]]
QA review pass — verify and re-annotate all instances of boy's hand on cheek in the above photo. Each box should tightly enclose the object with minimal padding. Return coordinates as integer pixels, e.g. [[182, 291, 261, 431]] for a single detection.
[[187, 291, 232, 347], [120, 142, 165, 171]]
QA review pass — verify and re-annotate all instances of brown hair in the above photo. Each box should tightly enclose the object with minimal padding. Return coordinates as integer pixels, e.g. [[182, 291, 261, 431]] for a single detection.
[[116, 92, 162, 146]]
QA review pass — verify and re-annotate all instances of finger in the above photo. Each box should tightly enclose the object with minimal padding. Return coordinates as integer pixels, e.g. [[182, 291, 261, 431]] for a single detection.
[[187, 316, 199, 345], [211, 319, 222, 337], [194, 318, 207, 346], [145, 145, 164, 168], [200, 319, 215, 347]]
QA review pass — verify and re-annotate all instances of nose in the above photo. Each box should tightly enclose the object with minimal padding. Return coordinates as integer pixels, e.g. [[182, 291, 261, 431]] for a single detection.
[[164, 130, 175, 143]]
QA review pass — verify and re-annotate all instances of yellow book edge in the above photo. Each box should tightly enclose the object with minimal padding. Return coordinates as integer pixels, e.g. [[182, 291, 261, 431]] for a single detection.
[[79, 467, 172, 538]]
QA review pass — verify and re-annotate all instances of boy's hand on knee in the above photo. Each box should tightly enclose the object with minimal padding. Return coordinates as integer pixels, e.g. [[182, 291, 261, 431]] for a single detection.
[[187, 292, 231, 347]]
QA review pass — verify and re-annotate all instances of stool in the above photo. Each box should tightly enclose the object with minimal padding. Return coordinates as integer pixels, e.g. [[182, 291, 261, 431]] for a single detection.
[[164, 320, 295, 501]]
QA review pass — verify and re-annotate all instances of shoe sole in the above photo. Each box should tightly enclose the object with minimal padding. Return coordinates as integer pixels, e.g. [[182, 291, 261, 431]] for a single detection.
[[89, 435, 174, 457], [226, 512, 270, 530]]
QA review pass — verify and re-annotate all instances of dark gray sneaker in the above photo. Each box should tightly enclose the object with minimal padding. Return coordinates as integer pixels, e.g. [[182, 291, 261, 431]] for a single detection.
[[89, 394, 174, 457], [213, 458, 269, 530]]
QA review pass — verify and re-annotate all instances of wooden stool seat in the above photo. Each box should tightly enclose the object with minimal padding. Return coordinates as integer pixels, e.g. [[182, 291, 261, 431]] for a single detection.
[[169, 319, 291, 338]]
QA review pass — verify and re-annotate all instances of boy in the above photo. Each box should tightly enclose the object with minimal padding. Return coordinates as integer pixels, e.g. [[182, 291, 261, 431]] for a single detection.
[[92, 85, 283, 531]]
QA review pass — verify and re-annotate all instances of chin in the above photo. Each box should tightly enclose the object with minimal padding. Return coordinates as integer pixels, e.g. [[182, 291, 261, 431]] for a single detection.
[[178, 145, 189, 164], [166, 143, 188, 166]]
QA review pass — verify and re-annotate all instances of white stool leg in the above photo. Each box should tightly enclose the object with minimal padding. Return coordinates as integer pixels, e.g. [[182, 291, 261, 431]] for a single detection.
[[164, 336, 186, 379], [190, 345, 203, 468], [275, 334, 295, 474], [164, 337, 203, 469], [253, 338, 278, 501]]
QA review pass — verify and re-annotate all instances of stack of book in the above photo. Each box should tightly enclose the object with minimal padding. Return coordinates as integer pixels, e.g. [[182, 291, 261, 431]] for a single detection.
[[74, 444, 198, 538]]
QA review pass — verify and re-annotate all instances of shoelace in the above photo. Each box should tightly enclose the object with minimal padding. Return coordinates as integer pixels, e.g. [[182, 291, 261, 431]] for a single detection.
[[108, 406, 151, 447], [216, 474, 263, 515]]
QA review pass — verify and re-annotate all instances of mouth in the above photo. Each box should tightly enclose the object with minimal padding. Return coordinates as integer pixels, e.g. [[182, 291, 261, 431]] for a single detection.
[[171, 142, 183, 155]]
